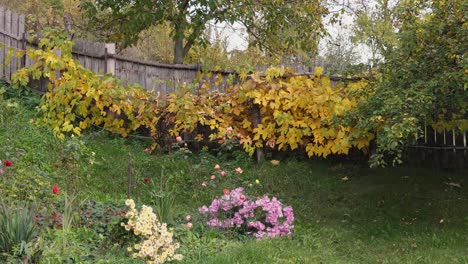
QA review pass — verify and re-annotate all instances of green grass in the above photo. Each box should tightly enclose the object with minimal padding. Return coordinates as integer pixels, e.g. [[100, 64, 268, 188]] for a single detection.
[[1, 88, 467, 263]]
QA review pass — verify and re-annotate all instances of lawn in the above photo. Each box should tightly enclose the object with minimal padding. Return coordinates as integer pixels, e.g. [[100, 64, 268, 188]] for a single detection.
[[1, 86, 467, 263]]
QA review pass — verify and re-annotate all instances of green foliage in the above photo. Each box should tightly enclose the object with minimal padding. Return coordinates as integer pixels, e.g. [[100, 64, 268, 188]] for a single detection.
[[148, 171, 176, 224], [1, 97, 468, 263], [12, 30, 162, 141], [0, 204, 38, 261], [350, 0, 400, 66], [39, 227, 102, 263], [0, 164, 56, 203], [82, 0, 327, 63], [61, 136, 96, 195], [347, 0, 467, 167]]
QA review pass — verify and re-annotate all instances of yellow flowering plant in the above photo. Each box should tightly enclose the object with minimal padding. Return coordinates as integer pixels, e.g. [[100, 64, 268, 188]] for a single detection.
[[121, 199, 183, 264]]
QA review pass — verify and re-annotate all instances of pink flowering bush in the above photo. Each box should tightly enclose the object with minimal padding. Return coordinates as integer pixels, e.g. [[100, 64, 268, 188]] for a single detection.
[[198, 187, 294, 239]]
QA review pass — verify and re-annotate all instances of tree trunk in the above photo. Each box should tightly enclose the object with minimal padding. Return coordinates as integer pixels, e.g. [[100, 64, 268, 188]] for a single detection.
[[174, 35, 184, 64]]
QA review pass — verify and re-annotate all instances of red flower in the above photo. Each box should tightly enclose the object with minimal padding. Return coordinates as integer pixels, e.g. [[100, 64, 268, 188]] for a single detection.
[[223, 189, 230, 195], [52, 185, 60, 194], [240, 194, 246, 201], [3, 160, 13, 167], [144, 177, 150, 183]]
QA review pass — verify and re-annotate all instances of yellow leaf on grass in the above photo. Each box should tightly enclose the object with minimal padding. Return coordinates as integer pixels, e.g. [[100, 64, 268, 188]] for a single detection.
[[270, 160, 280, 166]]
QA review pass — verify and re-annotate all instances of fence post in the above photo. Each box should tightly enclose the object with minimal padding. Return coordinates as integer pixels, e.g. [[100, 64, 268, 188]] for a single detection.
[[19, 14, 25, 69], [104, 43, 115, 75], [424, 120, 427, 144], [4, 9, 11, 82], [443, 129, 446, 145], [452, 129, 456, 153], [464, 131, 466, 157]]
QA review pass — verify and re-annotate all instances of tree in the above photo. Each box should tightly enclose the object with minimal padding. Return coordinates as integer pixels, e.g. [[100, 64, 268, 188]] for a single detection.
[[332, 0, 399, 67], [0, 0, 83, 33], [81, 0, 327, 64], [322, 28, 359, 74], [346, 0, 467, 167]]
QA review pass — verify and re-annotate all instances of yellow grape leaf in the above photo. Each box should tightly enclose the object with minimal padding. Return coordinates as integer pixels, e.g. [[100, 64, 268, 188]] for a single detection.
[[314, 67, 324, 77], [270, 160, 280, 166], [195, 134, 204, 142], [62, 121, 74, 132], [73, 127, 81, 136]]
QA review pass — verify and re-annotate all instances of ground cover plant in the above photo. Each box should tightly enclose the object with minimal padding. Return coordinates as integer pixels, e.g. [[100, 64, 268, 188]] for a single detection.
[[0, 84, 467, 263]]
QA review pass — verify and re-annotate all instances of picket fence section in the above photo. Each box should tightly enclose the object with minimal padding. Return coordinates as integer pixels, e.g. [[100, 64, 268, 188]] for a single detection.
[[0, 7, 25, 83]]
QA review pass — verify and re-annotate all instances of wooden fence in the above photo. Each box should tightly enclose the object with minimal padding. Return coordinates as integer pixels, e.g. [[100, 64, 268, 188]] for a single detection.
[[0, 7, 25, 83], [407, 125, 467, 169], [0, 8, 234, 95]]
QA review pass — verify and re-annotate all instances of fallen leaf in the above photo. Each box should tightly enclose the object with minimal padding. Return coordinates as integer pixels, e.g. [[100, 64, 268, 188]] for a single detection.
[[270, 160, 280, 166], [445, 182, 461, 188], [341, 176, 349, 181]]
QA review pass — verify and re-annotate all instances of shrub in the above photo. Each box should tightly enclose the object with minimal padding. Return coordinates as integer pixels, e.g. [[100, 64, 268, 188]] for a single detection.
[[121, 199, 183, 264], [198, 187, 294, 239], [0, 204, 38, 259]]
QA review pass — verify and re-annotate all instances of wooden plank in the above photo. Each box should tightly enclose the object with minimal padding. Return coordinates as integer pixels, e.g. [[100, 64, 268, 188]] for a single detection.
[[78, 55, 86, 68], [127, 62, 133, 84], [124, 61, 131, 86], [5, 9, 11, 81], [134, 63, 140, 85], [127, 62, 132, 84], [145, 65, 151, 91], [11, 12, 17, 37], [0, 7, 5, 79], [73, 38, 107, 58], [139, 64, 146, 88], [97, 58, 102, 74], [99, 59, 105, 75], [91, 57, 98, 74], [452, 129, 456, 153], [18, 14, 25, 38], [11, 12, 18, 75], [18, 14, 25, 70], [104, 43, 115, 75], [131, 62, 137, 84], [115, 59, 122, 79], [85, 56, 91, 71]]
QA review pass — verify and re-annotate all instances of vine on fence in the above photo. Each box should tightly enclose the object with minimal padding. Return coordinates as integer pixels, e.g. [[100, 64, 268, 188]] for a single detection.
[[12, 32, 374, 158], [166, 67, 374, 157], [13, 31, 161, 142]]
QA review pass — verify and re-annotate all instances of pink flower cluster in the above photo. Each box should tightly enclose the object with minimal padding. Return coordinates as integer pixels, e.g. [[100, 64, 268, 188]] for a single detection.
[[198, 187, 294, 239]]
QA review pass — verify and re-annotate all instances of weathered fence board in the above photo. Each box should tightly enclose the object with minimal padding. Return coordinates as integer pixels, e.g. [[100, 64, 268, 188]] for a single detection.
[[4, 9, 11, 81], [0, 7, 5, 79]]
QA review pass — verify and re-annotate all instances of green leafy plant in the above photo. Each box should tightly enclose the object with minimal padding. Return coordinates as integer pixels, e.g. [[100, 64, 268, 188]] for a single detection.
[[0, 157, 56, 205], [0, 204, 38, 261], [148, 170, 176, 224], [342, 0, 467, 167], [60, 136, 96, 195]]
